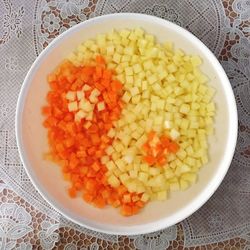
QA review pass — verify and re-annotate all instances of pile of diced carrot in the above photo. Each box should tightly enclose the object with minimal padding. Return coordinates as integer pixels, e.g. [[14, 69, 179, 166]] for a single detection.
[[143, 131, 179, 167], [42, 56, 144, 216]]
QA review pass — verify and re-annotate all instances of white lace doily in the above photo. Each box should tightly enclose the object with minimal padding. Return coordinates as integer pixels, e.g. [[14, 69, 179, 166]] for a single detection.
[[0, 0, 250, 249]]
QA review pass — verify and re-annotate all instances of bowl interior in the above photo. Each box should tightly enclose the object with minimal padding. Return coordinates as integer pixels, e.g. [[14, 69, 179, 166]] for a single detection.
[[17, 14, 236, 234]]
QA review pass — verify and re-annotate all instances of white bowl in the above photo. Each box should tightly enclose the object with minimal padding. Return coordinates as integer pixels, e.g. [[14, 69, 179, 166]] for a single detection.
[[16, 13, 238, 235]]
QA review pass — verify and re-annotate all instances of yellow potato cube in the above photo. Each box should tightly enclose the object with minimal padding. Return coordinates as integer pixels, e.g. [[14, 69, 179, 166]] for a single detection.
[[68, 101, 78, 112], [75, 110, 86, 121], [164, 168, 175, 179], [149, 167, 161, 176], [133, 63, 142, 74], [176, 149, 187, 160], [180, 104, 190, 114], [169, 180, 180, 191], [137, 172, 149, 184], [101, 155, 109, 164], [120, 173, 130, 184], [156, 190, 168, 201], [127, 181, 137, 193], [124, 46, 134, 55], [141, 193, 150, 202], [122, 91, 131, 103], [207, 102, 215, 112], [147, 75, 158, 85], [129, 170, 138, 178], [111, 151, 120, 161], [180, 179, 189, 190], [170, 128, 180, 140], [113, 53, 121, 63], [181, 172, 197, 184], [175, 164, 191, 176], [191, 55, 202, 66], [106, 161, 116, 171], [108, 175, 120, 188], [66, 91, 76, 101], [97, 102, 105, 111], [130, 87, 140, 96], [119, 29, 130, 38]]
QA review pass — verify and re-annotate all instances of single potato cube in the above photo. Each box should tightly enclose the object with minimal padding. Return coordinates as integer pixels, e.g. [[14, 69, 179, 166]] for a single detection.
[[108, 175, 120, 188]]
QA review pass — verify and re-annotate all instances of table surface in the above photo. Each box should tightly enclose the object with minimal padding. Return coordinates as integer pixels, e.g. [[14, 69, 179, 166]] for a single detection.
[[0, 0, 250, 249]]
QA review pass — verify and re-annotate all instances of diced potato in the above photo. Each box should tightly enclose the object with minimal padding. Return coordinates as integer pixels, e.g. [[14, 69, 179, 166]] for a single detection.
[[122, 91, 132, 103], [180, 179, 189, 190], [129, 170, 138, 178], [108, 175, 120, 188], [75, 110, 86, 121], [107, 129, 116, 139], [130, 87, 140, 96], [120, 173, 130, 184], [66, 91, 76, 101], [106, 45, 115, 55], [101, 155, 109, 164], [85, 111, 93, 121], [156, 190, 167, 201], [149, 167, 159, 176], [112, 151, 120, 161], [141, 193, 150, 202], [207, 102, 215, 112], [113, 142, 124, 153], [191, 55, 202, 66], [180, 104, 190, 114], [126, 181, 137, 193], [79, 100, 93, 112], [123, 154, 133, 164], [113, 53, 121, 63], [82, 84, 91, 91], [68, 101, 78, 112], [147, 75, 157, 85], [97, 102, 105, 111], [169, 181, 180, 191], [181, 172, 197, 184], [138, 172, 149, 183], [170, 128, 180, 140], [175, 164, 191, 176], [106, 161, 116, 171]]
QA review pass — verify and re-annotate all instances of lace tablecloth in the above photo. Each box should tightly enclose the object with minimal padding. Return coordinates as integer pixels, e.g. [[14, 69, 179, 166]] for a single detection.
[[0, 0, 249, 249]]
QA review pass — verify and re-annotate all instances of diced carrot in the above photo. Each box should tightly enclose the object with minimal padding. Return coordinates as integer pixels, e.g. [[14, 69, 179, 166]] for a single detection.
[[42, 106, 52, 116], [144, 155, 155, 165], [96, 55, 105, 65], [143, 131, 179, 167], [94, 196, 106, 208], [92, 162, 101, 172], [168, 142, 179, 153], [120, 205, 132, 216], [83, 192, 94, 203], [148, 131, 156, 140], [157, 155, 167, 166], [68, 187, 77, 198]]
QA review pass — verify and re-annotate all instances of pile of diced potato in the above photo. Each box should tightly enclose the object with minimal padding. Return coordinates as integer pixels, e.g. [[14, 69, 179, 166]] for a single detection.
[[68, 28, 215, 202]]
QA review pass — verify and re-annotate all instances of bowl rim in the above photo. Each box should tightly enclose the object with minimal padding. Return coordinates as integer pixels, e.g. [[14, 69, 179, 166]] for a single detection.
[[15, 13, 238, 235]]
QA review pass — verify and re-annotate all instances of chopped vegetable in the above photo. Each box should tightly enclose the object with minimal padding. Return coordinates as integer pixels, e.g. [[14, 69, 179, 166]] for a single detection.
[[43, 28, 216, 215]]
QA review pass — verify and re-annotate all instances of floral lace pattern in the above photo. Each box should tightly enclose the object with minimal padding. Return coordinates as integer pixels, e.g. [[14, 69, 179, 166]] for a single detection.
[[144, 5, 182, 26], [0, 0, 250, 249], [130, 226, 177, 250], [0, 203, 32, 250], [0, 0, 25, 45]]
